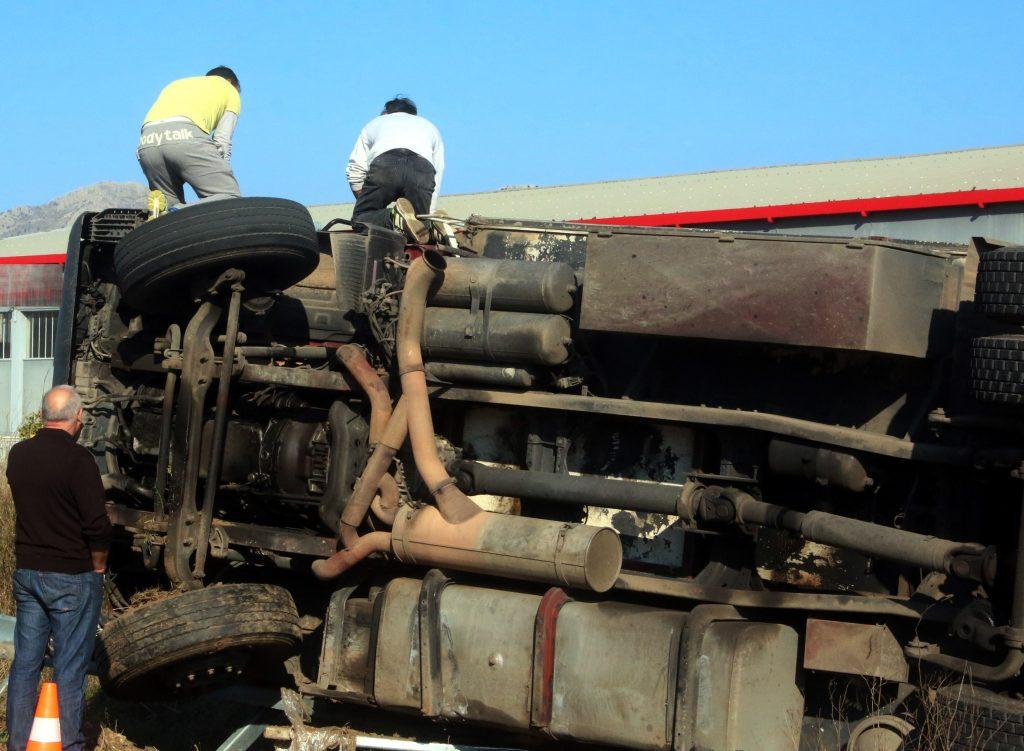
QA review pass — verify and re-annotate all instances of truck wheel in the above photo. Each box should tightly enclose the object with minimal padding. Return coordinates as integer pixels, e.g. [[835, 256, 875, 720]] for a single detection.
[[96, 583, 301, 699], [114, 197, 320, 313], [970, 335, 1024, 405], [976, 246, 1024, 322], [933, 685, 1024, 750]]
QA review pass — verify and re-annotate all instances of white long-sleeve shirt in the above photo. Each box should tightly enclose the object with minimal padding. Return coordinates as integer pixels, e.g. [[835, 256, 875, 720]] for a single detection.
[[212, 110, 237, 161], [346, 113, 445, 210]]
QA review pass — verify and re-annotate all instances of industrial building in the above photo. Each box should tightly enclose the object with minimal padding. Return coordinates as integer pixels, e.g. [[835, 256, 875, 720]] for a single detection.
[[0, 142, 1022, 434]]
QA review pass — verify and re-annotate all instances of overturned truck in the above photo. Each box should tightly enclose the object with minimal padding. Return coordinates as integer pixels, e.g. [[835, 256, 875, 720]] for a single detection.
[[57, 198, 1024, 749]]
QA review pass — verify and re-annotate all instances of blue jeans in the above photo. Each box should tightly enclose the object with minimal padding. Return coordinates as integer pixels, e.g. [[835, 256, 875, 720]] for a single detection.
[[7, 570, 103, 751]]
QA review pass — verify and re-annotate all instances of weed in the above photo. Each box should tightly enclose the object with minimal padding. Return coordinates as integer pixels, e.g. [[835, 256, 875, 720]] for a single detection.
[[16, 413, 42, 441], [0, 464, 15, 617]]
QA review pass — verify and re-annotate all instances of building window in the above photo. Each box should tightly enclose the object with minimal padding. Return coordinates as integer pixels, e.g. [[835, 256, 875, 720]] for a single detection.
[[26, 310, 58, 359], [0, 313, 10, 360]]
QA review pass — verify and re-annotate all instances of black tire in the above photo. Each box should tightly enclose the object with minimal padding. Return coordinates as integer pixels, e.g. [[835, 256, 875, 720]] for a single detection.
[[976, 247, 1024, 322], [970, 335, 1024, 406], [933, 685, 1024, 750], [96, 583, 301, 699], [114, 197, 319, 313]]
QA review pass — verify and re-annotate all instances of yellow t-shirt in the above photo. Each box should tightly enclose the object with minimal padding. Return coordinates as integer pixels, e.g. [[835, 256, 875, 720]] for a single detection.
[[143, 76, 241, 133]]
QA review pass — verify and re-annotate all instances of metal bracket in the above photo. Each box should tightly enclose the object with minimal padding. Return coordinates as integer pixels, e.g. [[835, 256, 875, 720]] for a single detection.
[[164, 269, 246, 588], [418, 569, 452, 717]]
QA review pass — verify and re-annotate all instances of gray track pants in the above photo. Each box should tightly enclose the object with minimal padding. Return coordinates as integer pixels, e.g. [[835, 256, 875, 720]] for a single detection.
[[137, 122, 240, 207]]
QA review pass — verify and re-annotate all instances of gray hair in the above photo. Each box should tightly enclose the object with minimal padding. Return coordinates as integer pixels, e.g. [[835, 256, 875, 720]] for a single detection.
[[41, 385, 82, 423]]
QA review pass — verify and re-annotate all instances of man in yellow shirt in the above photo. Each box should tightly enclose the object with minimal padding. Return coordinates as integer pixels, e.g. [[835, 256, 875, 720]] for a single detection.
[[137, 67, 242, 212]]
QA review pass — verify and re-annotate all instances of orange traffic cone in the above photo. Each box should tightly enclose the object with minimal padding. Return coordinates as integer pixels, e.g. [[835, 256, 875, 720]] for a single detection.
[[26, 681, 61, 751]]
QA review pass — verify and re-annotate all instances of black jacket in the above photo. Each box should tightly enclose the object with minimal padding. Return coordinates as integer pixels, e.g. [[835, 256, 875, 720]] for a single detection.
[[7, 428, 112, 573]]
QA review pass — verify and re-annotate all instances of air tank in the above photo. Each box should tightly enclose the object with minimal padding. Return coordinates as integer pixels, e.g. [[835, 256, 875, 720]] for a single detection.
[[422, 308, 572, 366], [431, 258, 577, 313]]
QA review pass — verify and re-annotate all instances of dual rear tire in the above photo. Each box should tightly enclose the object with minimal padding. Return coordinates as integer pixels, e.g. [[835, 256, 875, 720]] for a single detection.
[[971, 246, 1024, 406]]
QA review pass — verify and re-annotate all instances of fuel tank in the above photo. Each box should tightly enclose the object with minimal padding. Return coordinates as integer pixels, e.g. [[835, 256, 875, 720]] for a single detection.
[[459, 218, 966, 359], [316, 575, 804, 751]]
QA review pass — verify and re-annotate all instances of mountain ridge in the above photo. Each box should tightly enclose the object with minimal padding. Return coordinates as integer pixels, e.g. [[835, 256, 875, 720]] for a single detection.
[[0, 182, 149, 239]]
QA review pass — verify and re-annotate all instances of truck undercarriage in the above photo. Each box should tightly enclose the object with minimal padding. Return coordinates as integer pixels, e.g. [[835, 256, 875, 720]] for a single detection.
[[57, 198, 1024, 749]]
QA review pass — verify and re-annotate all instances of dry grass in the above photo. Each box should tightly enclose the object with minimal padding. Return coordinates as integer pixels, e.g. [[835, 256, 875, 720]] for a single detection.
[[0, 467, 15, 617], [807, 670, 1013, 751], [915, 674, 1011, 751]]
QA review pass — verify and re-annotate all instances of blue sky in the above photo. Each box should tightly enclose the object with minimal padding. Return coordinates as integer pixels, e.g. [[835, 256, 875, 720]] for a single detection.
[[1, 1, 1022, 211]]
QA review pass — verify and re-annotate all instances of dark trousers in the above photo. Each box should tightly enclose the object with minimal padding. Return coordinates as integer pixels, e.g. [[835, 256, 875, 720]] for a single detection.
[[351, 148, 436, 229], [7, 570, 103, 751]]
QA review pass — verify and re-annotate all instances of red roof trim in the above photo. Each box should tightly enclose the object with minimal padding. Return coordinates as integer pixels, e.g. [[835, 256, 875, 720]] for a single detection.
[[0, 253, 66, 265], [572, 187, 1024, 226]]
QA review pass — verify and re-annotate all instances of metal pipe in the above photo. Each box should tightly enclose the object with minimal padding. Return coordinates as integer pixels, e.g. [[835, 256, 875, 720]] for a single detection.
[[194, 282, 243, 578], [391, 504, 621, 592], [682, 485, 988, 579], [394, 254, 622, 590], [397, 252, 481, 524], [239, 363, 351, 391], [312, 402, 407, 579], [456, 462, 681, 514], [426, 361, 536, 389], [431, 388, 999, 467], [336, 345, 392, 445], [910, 644, 1024, 683], [236, 345, 330, 360], [336, 344, 401, 531], [312, 532, 392, 580], [338, 400, 408, 545], [615, 571, 957, 621], [153, 324, 181, 517], [312, 253, 624, 590], [371, 484, 400, 526]]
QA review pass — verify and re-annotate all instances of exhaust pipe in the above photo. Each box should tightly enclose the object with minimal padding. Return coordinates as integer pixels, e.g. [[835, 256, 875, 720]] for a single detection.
[[337, 344, 392, 442], [395, 253, 622, 590], [314, 252, 624, 592], [396, 252, 481, 524], [335, 345, 402, 532], [371, 485, 400, 526], [391, 504, 621, 592], [338, 399, 408, 547]]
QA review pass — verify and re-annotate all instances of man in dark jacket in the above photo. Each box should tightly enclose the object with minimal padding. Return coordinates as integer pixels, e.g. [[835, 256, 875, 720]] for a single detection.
[[6, 385, 112, 751]]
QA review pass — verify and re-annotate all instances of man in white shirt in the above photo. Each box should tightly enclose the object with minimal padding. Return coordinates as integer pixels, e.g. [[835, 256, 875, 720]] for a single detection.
[[346, 97, 444, 243]]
